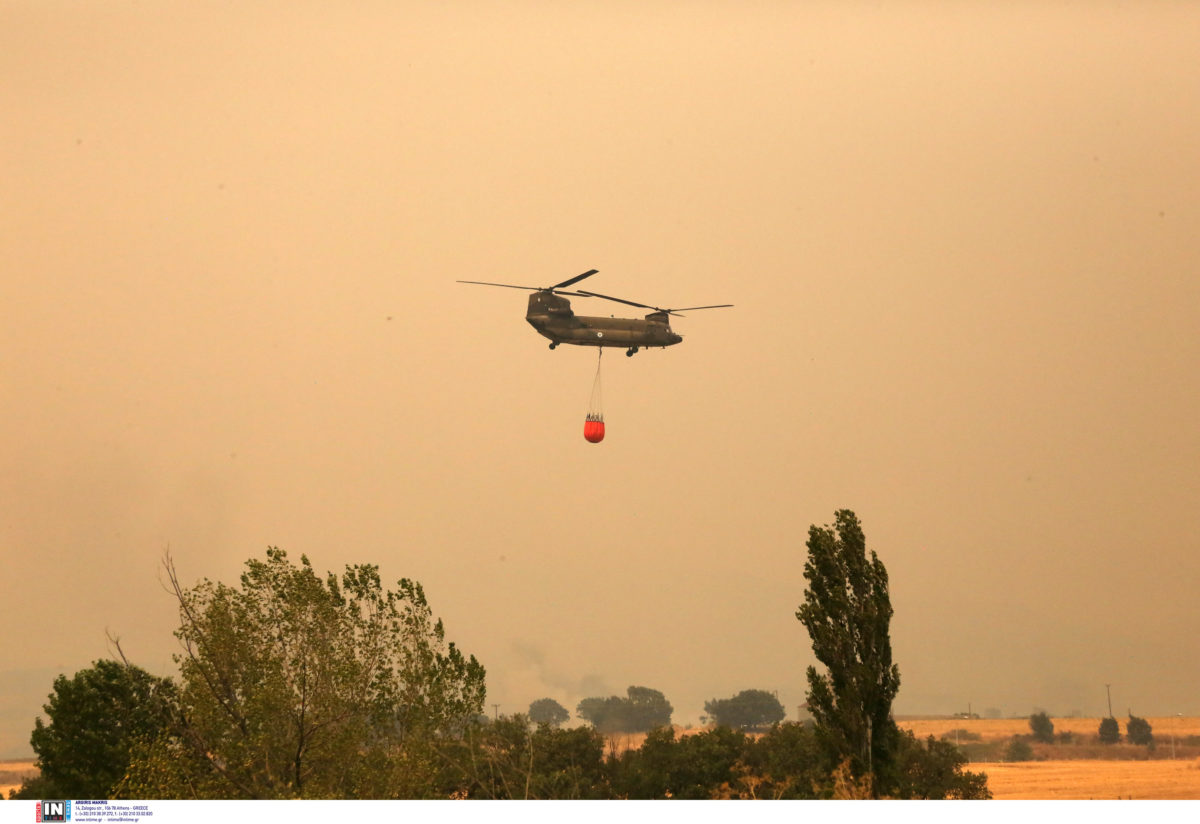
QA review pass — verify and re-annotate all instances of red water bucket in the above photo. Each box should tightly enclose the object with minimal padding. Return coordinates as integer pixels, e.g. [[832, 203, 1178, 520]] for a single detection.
[[583, 418, 605, 443]]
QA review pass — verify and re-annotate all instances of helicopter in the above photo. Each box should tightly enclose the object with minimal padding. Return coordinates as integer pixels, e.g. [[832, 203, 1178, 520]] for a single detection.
[[457, 269, 732, 356]]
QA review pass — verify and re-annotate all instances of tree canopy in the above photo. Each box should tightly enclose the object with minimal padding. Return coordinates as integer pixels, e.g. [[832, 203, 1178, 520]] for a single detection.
[[703, 689, 786, 731], [527, 697, 570, 728], [796, 510, 901, 796], [121, 548, 485, 798], [1098, 716, 1120, 744], [576, 686, 673, 734], [1029, 711, 1055, 744], [442, 715, 609, 799], [24, 660, 176, 799], [1126, 714, 1154, 746]]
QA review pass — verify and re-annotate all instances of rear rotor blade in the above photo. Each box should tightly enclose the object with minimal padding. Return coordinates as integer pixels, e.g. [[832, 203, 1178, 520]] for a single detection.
[[575, 290, 661, 312], [667, 304, 734, 311]]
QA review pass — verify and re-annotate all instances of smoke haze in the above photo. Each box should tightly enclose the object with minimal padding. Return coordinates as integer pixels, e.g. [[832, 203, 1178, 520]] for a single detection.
[[2, 1, 1198, 756]]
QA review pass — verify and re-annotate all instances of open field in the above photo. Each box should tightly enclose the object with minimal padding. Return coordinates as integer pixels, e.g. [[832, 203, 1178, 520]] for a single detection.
[[975, 759, 1200, 800], [896, 718, 1200, 799]]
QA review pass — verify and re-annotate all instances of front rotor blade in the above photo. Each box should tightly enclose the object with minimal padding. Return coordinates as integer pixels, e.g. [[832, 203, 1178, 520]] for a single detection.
[[457, 280, 592, 298], [668, 304, 734, 312], [551, 269, 600, 290], [457, 280, 541, 291]]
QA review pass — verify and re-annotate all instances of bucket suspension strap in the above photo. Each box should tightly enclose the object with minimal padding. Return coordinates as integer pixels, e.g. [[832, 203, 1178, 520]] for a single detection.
[[588, 347, 604, 422]]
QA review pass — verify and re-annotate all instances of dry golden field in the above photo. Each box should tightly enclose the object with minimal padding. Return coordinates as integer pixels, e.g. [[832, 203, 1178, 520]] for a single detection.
[[974, 759, 1200, 800], [900, 717, 1200, 799]]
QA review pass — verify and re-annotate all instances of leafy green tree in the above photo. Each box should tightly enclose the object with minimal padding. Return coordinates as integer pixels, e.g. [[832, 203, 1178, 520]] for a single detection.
[[795, 510, 900, 797], [23, 660, 176, 799], [1098, 716, 1120, 744], [704, 689, 786, 731], [1126, 714, 1154, 746], [442, 715, 608, 799], [612, 726, 747, 799], [576, 686, 673, 734], [626, 686, 673, 731], [1029, 711, 1055, 744], [1004, 737, 1034, 762], [123, 549, 485, 798], [739, 722, 825, 799], [893, 732, 992, 798], [576, 696, 629, 734], [527, 698, 570, 728]]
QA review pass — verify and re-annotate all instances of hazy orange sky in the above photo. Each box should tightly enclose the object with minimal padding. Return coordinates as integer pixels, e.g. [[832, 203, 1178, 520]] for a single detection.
[[3, 1, 1198, 757]]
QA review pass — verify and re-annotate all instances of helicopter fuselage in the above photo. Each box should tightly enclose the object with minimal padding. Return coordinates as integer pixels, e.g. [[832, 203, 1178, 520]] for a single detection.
[[525, 291, 682, 350]]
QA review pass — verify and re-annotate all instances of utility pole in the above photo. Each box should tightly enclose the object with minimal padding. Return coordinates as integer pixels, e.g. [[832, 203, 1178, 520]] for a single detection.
[[492, 703, 500, 721], [1105, 684, 1113, 718], [1172, 712, 1182, 760]]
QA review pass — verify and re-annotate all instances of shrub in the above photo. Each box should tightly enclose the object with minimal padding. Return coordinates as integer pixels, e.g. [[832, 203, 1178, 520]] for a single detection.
[[1029, 712, 1055, 744], [1098, 716, 1120, 744], [1126, 714, 1154, 747], [1004, 737, 1034, 762]]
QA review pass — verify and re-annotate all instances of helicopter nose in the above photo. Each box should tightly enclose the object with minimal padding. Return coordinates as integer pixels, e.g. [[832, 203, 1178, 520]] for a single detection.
[[669, 332, 683, 345]]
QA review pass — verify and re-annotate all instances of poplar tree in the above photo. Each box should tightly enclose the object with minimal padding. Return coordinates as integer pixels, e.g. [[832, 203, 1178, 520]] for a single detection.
[[796, 510, 900, 797]]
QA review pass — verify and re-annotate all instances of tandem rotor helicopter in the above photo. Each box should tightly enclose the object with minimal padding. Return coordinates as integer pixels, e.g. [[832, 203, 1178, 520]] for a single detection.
[[457, 269, 732, 356]]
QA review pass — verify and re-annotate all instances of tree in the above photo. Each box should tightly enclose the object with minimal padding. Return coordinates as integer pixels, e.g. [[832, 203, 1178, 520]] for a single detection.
[[704, 689, 786, 731], [795, 510, 900, 797], [893, 732, 992, 799], [576, 695, 628, 734], [1029, 712, 1055, 744], [1004, 737, 1034, 762], [22, 660, 176, 798], [1098, 716, 1120, 744], [612, 725, 747, 800], [576, 686, 673, 734], [625, 686, 673, 732], [740, 721, 825, 799], [123, 549, 485, 798], [1126, 714, 1154, 747], [528, 698, 570, 728], [442, 715, 609, 799]]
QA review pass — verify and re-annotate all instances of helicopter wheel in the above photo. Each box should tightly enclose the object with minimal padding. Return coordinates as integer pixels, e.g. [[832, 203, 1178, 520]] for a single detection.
[[549, 342, 558, 350], [626, 347, 638, 357]]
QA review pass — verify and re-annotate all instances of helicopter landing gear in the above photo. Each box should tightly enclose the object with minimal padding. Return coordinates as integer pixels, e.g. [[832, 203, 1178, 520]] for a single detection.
[[625, 346, 639, 357], [549, 342, 558, 350]]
